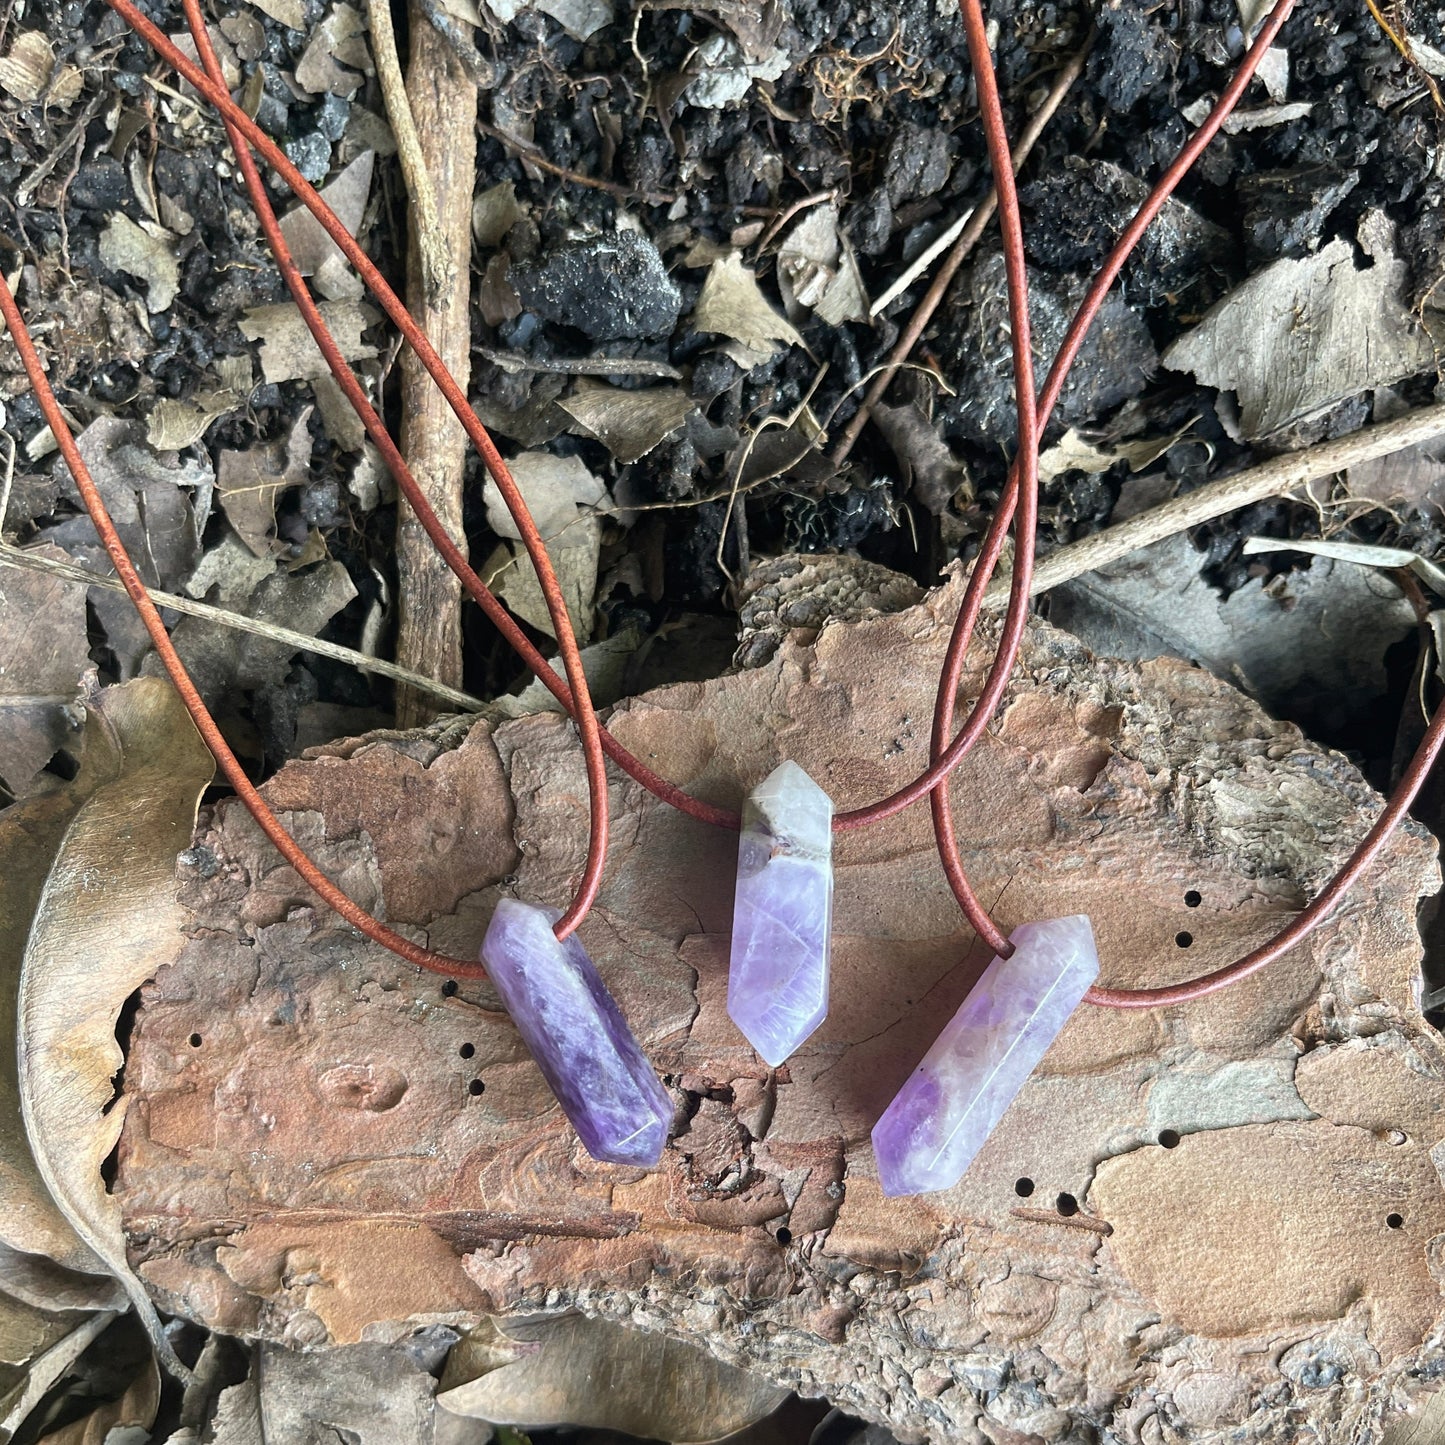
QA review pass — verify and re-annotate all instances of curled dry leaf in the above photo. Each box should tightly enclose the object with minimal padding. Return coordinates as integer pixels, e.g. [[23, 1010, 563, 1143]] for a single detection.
[[559, 378, 697, 463], [98, 216, 180, 315], [216, 409, 314, 557], [0, 544, 91, 799], [0, 1241, 124, 1315], [0, 32, 53, 101], [693, 253, 802, 355], [278, 151, 374, 301], [145, 390, 244, 453], [36, 1348, 161, 1445], [1162, 211, 1432, 438], [437, 1313, 790, 1441], [240, 302, 378, 384], [0, 1312, 115, 1440], [0, 709, 114, 1273], [18, 678, 214, 1374]]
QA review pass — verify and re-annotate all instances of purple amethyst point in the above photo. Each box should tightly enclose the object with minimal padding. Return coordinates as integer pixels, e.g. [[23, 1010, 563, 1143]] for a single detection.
[[481, 899, 672, 1167], [728, 761, 834, 1067], [872, 915, 1099, 1197]]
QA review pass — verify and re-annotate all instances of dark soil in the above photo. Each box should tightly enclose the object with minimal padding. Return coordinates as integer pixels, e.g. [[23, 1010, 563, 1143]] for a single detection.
[[0, 0, 1440, 762]]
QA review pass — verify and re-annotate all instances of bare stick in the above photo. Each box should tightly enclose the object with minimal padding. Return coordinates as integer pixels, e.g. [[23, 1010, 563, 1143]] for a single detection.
[[369, 0, 449, 298], [983, 403, 1445, 603], [831, 36, 1093, 467], [393, 16, 477, 727]]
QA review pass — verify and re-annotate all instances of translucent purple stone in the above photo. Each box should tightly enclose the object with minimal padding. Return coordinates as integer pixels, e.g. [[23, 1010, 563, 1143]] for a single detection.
[[480, 898, 672, 1167], [872, 916, 1099, 1196], [728, 761, 833, 1067]]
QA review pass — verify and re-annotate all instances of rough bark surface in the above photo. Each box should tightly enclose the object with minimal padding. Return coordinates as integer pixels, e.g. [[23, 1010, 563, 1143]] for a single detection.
[[115, 572, 1445, 1443]]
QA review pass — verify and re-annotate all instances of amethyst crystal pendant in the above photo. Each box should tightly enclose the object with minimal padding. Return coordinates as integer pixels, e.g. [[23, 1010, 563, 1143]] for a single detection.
[[872, 915, 1100, 1197], [480, 899, 672, 1167], [728, 761, 834, 1067]]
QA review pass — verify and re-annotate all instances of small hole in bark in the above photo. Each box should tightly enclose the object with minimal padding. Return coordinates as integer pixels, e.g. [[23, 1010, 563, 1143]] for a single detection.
[[1158, 1129, 1180, 1148], [1014, 1177, 1034, 1197], [1056, 1193, 1079, 1216], [1387, 1212, 1404, 1229], [441, 980, 458, 997], [775, 1227, 792, 1245], [1184, 890, 1202, 907], [1175, 931, 1193, 948], [468, 1079, 486, 1096], [188, 1033, 203, 1048], [459, 1042, 475, 1059]]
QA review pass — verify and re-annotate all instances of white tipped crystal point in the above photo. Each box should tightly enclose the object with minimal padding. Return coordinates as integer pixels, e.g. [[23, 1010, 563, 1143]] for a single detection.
[[872, 915, 1099, 1197], [727, 761, 834, 1067]]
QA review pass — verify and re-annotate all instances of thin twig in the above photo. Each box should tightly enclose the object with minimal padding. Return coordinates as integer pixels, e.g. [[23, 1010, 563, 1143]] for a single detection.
[[477, 346, 682, 379], [16, 89, 107, 207], [368, 0, 449, 298], [831, 34, 1094, 466], [983, 402, 1445, 602], [869, 206, 974, 318], [0, 543, 488, 711], [1009, 1207, 1113, 1235], [477, 119, 676, 206]]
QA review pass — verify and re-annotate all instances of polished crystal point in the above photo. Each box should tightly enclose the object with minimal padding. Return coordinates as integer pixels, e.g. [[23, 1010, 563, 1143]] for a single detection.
[[873, 916, 1099, 1197], [728, 761, 834, 1067], [481, 898, 672, 1167]]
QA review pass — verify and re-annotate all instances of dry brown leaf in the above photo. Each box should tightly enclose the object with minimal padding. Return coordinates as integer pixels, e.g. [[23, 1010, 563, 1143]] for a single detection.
[[776, 204, 868, 326], [1037, 422, 1189, 483], [18, 679, 213, 1373], [0, 33, 53, 102], [0, 1313, 115, 1440], [240, 301, 378, 384], [245, 0, 304, 29], [0, 544, 90, 798], [481, 451, 604, 542], [472, 181, 523, 248], [145, 390, 243, 453], [216, 409, 313, 557], [311, 373, 369, 453], [0, 1243, 123, 1316], [254, 1341, 445, 1442], [98, 215, 180, 314], [559, 379, 696, 463], [693, 253, 802, 353], [1163, 212, 1432, 438], [0, 700, 120, 1277], [293, 2, 369, 95], [40, 418, 211, 678], [0, 1292, 76, 1370], [36, 1350, 160, 1444], [277, 151, 374, 296], [870, 401, 969, 515], [436, 1313, 790, 1440], [164, 555, 357, 708], [481, 453, 604, 643], [484, 524, 599, 643], [208, 1379, 264, 1445]]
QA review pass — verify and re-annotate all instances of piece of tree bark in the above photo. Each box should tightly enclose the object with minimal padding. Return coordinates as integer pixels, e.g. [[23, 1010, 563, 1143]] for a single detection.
[[115, 570, 1445, 1443], [393, 22, 475, 729]]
